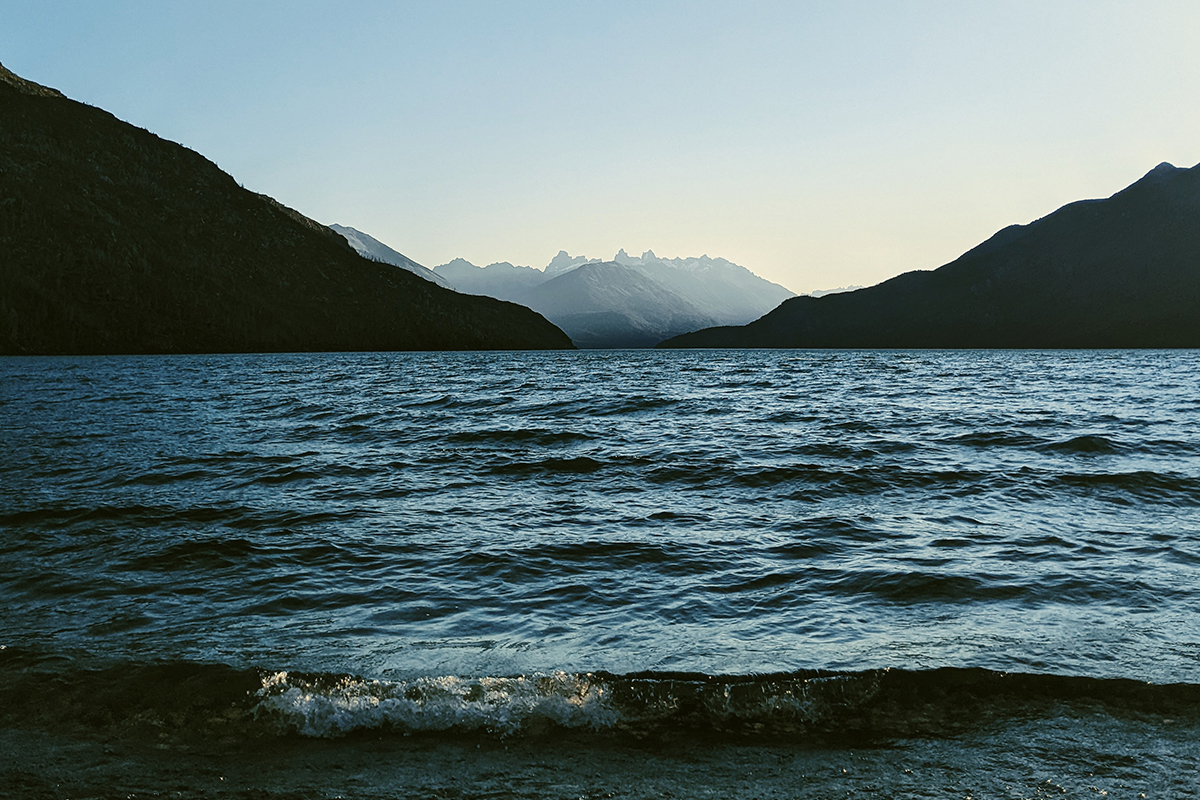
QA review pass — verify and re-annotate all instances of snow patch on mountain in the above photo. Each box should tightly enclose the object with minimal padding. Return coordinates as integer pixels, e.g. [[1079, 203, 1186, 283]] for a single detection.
[[329, 224, 452, 289]]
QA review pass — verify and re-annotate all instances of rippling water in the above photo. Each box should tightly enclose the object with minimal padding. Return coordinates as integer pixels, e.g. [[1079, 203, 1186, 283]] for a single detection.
[[2, 349, 1199, 797]]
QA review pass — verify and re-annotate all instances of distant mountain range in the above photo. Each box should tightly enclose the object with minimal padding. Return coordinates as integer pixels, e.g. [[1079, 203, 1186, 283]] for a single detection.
[[326, 228, 795, 348], [662, 162, 1200, 349], [0, 63, 571, 353], [429, 249, 796, 348]]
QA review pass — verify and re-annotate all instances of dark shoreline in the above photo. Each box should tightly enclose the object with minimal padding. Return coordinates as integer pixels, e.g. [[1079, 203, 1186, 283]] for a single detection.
[[4, 711, 1197, 799]]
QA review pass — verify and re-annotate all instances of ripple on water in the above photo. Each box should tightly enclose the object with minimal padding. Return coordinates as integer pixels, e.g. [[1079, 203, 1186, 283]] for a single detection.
[[0, 350, 1198, 684]]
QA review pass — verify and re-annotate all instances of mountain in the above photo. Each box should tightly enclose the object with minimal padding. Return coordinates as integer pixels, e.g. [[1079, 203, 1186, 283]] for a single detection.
[[611, 249, 797, 328], [545, 250, 591, 277], [660, 163, 1200, 349], [523, 261, 716, 348], [0, 63, 571, 354], [433, 250, 794, 347], [435, 258, 547, 303], [328, 224, 452, 289]]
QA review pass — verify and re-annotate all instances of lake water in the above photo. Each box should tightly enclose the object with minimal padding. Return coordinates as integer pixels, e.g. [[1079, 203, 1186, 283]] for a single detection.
[[2, 349, 1198, 798]]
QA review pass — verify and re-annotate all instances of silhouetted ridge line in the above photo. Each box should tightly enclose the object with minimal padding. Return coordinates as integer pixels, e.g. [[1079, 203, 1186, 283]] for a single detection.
[[0, 61, 65, 98], [660, 163, 1200, 349], [0, 64, 572, 354]]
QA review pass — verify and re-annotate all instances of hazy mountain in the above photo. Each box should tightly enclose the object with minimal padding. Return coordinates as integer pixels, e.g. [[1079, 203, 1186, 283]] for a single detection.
[[0, 63, 572, 353], [611, 249, 796, 326], [523, 261, 716, 348], [433, 249, 794, 347], [545, 249, 592, 276], [661, 162, 1200, 349], [435, 258, 547, 303], [328, 224, 452, 289]]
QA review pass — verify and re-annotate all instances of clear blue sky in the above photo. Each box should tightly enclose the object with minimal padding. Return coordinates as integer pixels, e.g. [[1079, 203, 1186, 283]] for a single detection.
[[4, 1, 1198, 292]]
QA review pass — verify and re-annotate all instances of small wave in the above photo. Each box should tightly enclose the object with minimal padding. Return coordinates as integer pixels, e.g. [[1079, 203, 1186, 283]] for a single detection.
[[642, 510, 713, 526], [239, 467, 323, 486], [515, 395, 677, 417], [123, 537, 264, 571], [490, 456, 606, 475], [942, 431, 1047, 449], [256, 671, 617, 737], [4, 651, 1195, 744], [256, 667, 1200, 741], [115, 468, 212, 487], [444, 429, 594, 446], [731, 464, 994, 497], [831, 569, 1026, 603], [0, 504, 356, 531], [1049, 471, 1200, 506], [1039, 435, 1124, 454]]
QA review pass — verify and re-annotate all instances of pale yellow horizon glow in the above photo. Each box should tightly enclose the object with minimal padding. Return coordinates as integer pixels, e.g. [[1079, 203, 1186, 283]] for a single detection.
[[4, 1, 1198, 294]]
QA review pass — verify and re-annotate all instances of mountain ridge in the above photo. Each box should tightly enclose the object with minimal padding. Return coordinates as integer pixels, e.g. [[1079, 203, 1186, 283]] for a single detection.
[[0, 63, 572, 354], [328, 224, 452, 288], [660, 162, 1200, 349]]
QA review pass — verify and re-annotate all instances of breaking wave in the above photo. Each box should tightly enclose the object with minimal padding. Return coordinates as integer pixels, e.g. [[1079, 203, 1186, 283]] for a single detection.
[[256, 667, 1200, 740], [256, 670, 617, 737], [4, 650, 1195, 744]]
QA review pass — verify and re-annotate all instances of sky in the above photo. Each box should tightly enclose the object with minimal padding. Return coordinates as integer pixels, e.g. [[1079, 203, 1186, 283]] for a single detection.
[[3, 1, 1199, 293]]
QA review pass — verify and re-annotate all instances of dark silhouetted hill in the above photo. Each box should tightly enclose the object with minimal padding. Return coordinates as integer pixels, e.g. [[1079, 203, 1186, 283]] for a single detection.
[[661, 163, 1200, 349], [0, 63, 572, 354]]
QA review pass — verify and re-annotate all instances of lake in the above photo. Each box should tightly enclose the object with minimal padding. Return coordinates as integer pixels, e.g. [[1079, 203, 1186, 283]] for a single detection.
[[2, 349, 1198, 797]]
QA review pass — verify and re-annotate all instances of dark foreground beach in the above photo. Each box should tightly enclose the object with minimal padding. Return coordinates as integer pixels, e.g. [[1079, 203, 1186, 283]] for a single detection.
[[5, 711, 1199, 799]]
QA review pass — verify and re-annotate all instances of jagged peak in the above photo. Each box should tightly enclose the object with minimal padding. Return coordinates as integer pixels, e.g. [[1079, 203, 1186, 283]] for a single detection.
[[613, 248, 639, 266], [547, 250, 585, 271]]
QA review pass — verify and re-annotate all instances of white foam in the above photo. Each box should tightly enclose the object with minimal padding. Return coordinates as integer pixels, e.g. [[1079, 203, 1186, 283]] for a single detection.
[[256, 671, 619, 737]]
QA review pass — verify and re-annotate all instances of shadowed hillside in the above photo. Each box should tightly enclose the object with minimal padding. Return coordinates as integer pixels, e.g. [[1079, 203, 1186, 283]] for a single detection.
[[661, 163, 1200, 349], [0, 64, 572, 354]]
